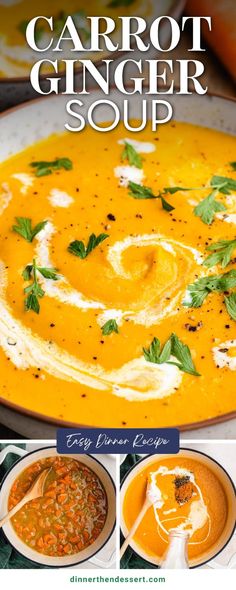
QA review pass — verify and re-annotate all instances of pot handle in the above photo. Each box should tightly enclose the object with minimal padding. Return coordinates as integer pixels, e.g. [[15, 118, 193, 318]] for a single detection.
[[207, 540, 236, 569], [0, 445, 27, 466], [89, 548, 116, 569]]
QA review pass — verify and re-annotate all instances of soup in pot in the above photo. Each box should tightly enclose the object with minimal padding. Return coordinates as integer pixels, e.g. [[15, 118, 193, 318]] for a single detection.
[[8, 456, 107, 556], [122, 456, 229, 561]]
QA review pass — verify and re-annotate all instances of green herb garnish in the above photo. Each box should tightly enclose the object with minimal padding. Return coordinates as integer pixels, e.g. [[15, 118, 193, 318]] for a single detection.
[[121, 142, 142, 169], [203, 238, 236, 268], [194, 190, 226, 225], [12, 217, 47, 242], [170, 334, 200, 376], [194, 176, 236, 224], [143, 334, 200, 377], [128, 182, 189, 212], [128, 182, 154, 200], [143, 336, 172, 365], [68, 233, 108, 259], [225, 292, 236, 321], [128, 174, 236, 224], [18, 20, 44, 42], [30, 158, 73, 177], [184, 269, 236, 308], [53, 10, 90, 42], [108, 0, 135, 7], [102, 319, 119, 336], [211, 175, 236, 194], [23, 259, 59, 314], [230, 162, 236, 171]]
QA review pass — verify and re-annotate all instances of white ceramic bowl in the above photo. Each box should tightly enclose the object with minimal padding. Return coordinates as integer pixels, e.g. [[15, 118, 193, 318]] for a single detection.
[[0, 0, 185, 111], [0, 447, 116, 567], [0, 90, 235, 438], [120, 449, 236, 568]]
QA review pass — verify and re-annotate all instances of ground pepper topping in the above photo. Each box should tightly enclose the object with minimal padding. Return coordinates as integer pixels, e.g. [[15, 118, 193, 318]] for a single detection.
[[174, 475, 194, 505]]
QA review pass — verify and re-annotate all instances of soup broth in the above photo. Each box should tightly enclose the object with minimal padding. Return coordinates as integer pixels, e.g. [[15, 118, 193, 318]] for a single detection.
[[8, 456, 107, 557], [0, 120, 236, 427], [123, 456, 228, 560]]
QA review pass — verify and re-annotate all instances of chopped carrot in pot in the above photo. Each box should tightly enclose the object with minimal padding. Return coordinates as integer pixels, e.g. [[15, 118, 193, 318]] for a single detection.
[[8, 456, 107, 557]]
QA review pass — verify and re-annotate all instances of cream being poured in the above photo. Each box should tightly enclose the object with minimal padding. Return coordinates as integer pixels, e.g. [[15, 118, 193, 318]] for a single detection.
[[148, 466, 210, 545]]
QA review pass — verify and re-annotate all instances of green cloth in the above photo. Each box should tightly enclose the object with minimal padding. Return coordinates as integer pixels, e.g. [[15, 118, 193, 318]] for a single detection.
[[0, 444, 47, 569], [120, 454, 158, 570]]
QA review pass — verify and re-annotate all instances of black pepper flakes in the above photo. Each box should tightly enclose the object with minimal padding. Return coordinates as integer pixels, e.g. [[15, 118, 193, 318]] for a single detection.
[[184, 321, 203, 332]]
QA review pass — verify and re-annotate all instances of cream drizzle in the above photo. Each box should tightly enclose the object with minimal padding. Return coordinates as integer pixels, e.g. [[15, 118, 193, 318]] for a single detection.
[[212, 339, 236, 370], [48, 188, 74, 208], [0, 262, 182, 401], [0, 182, 12, 213], [12, 173, 34, 195], [114, 165, 144, 187], [36, 224, 203, 328], [149, 466, 210, 545], [0, 174, 204, 400], [36, 223, 105, 311], [118, 138, 156, 153]]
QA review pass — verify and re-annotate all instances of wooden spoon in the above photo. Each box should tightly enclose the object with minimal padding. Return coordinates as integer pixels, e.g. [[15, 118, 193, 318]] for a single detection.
[[0, 467, 51, 529], [120, 495, 151, 559], [120, 475, 161, 559]]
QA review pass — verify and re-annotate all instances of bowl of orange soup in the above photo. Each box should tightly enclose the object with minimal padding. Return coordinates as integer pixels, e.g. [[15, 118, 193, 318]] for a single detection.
[[0, 0, 185, 110], [0, 447, 116, 566], [0, 91, 236, 435], [120, 449, 236, 568]]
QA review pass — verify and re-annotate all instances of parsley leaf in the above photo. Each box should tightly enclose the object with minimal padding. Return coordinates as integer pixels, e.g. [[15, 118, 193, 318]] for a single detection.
[[102, 319, 119, 336], [53, 10, 90, 42], [108, 0, 135, 6], [12, 217, 47, 242], [225, 292, 236, 321], [159, 192, 175, 212], [128, 182, 154, 200], [143, 336, 172, 364], [169, 334, 200, 376], [127, 174, 236, 223], [184, 269, 236, 308], [194, 190, 226, 225], [18, 20, 44, 42], [23, 259, 59, 314], [121, 142, 142, 168], [30, 158, 73, 177], [128, 182, 178, 211], [230, 162, 236, 171], [68, 233, 108, 259], [143, 334, 200, 376], [211, 175, 236, 194], [203, 238, 236, 268], [163, 187, 191, 195]]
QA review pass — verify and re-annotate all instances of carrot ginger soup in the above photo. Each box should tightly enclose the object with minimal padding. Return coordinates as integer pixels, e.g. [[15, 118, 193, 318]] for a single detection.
[[123, 456, 228, 560], [0, 121, 236, 427], [0, 0, 155, 78], [8, 456, 107, 556]]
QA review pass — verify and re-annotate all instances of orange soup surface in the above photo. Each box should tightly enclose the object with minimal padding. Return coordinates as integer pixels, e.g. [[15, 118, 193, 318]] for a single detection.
[[123, 456, 228, 561], [8, 456, 107, 557]]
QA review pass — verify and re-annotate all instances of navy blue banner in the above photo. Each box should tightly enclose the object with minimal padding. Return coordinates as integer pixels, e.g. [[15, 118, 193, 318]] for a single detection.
[[57, 428, 179, 454]]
